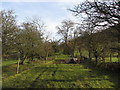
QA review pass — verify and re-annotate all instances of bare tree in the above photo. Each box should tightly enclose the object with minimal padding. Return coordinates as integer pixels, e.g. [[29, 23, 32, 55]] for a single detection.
[[56, 20, 75, 55], [42, 36, 53, 63], [15, 18, 44, 64], [1, 10, 18, 59], [69, 0, 120, 60]]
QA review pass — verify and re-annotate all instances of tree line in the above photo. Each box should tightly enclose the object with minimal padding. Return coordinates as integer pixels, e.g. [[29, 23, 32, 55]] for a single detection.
[[1, 10, 54, 64], [57, 0, 119, 65], [1, 0, 120, 65]]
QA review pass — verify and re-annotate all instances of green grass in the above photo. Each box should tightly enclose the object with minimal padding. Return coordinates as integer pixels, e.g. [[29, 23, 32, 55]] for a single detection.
[[92, 57, 119, 63], [74, 50, 89, 57], [2, 60, 45, 79], [105, 57, 119, 62], [3, 63, 118, 88], [2, 57, 56, 79], [2, 55, 119, 88], [2, 59, 18, 67]]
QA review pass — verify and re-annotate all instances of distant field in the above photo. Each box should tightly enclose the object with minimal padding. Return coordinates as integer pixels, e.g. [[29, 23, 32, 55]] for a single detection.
[[74, 51, 119, 63], [92, 57, 119, 63], [74, 51, 89, 57], [55, 54, 71, 60], [105, 57, 119, 62]]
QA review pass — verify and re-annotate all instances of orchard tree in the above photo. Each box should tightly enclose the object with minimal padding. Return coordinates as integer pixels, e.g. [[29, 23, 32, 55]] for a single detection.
[[15, 19, 44, 64], [51, 40, 61, 53], [56, 20, 75, 55], [42, 36, 53, 63], [69, 0, 120, 60], [72, 15, 99, 61], [69, 0, 120, 32], [1, 10, 18, 58]]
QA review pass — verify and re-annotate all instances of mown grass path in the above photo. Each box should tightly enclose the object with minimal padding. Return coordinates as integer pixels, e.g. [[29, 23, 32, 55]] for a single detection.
[[3, 64, 118, 88]]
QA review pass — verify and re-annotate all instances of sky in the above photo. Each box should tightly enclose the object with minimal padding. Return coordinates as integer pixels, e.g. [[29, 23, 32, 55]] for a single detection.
[[1, 0, 86, 40]]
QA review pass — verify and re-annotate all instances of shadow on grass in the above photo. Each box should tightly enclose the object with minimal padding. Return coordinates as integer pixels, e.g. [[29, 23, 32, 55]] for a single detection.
[[29, 64, 116, 88], [80, 61, 119, 88], [30, 65, 59, 88]]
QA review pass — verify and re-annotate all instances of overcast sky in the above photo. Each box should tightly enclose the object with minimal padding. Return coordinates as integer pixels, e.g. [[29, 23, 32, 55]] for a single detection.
[[1, 0, 87, 40]]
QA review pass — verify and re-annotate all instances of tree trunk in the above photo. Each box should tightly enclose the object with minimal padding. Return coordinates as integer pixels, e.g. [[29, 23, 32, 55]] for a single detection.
[[102, 56, 105, 64], [20, 56, 26, 65], [72, 49, 74, 57], [20, 59, 25, 65], [88, 51, 92, 60], [80, 52, 82, 59], [31, 54, 34, 61], [27, 58, 31, 64], [110, 53, 112, 62], [95, 55, 98, 65], [17, 58, 20, 74], [45, 57, 47, 63], [45, 53, 48, 63], [79, 49, 82, 60]]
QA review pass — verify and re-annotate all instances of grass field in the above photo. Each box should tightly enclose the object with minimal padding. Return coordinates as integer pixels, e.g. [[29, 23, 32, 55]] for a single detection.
[[3, 63, 119, 88], [92, 57, 119, 63], [54, 54, 71, 60], [2, 59, 18, 67], [2, 54, 119, 88]]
